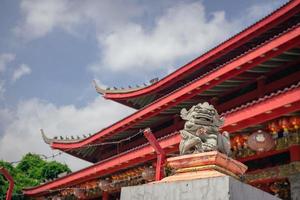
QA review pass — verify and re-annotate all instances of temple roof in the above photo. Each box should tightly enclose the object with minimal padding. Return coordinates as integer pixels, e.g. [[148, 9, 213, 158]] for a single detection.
[[38, 0, 300, 163], [26, 1, 300, 195], [27, 81, 300, 196], [94, 0, 300, 109], [43, 39, 300, 162]]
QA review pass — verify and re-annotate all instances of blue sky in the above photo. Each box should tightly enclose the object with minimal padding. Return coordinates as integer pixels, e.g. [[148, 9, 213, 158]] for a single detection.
[[0, 0, 287, 170]]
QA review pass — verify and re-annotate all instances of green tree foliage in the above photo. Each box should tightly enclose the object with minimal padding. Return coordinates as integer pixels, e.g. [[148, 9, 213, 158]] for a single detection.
[[41, 161, 70, 180], [0, 153, 71, 200]]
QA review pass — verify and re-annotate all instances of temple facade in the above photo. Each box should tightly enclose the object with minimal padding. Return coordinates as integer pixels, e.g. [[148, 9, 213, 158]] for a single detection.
[[24, 1, 300, 199]]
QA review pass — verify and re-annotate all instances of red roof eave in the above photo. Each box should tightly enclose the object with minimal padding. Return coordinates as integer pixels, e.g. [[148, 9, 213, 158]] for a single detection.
[[24, 84, 300, 196], [50, 25, 300, 150], [103, 0, 300, 100]]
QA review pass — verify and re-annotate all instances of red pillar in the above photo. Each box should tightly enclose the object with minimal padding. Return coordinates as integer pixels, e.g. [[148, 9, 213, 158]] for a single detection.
[[290, 145, 300, 162], [0, 167, 14, 200], [102, 191, 109, 200]]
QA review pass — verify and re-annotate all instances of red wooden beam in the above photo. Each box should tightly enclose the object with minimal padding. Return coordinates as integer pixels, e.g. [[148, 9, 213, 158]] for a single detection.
[[248, 177, 286, 185], [143, 128, 166, 181], [237, 148, 289, 163], [222, 85, 300, 132], [218, 69, 300, 112], [0, 167, 14, 200], [217, 58, 300, 108], [103, 0, 300, 100], [51, 26, 300, 150]]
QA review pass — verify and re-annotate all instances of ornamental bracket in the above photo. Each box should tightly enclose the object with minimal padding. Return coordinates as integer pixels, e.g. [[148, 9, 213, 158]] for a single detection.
[[143, 128, 166, 181]]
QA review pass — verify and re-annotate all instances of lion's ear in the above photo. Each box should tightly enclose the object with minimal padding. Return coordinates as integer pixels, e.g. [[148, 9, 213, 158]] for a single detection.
[[180, 108, 189, 120], [214, 115, 224, 127]]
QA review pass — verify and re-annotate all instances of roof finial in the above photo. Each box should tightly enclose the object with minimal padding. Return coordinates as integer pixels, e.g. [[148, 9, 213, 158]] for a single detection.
[[40, 129, 53, 144], [93, 80, 107, 95]]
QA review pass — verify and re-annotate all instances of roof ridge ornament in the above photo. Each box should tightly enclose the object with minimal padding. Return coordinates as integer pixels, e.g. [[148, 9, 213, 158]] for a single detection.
[[40, 129, 53, 145], [93, 79, 158, 95], [40, 129, 85, 145]]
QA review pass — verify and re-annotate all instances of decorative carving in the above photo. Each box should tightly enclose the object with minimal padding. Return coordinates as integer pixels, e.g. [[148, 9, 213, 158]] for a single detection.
[[245, 162, 300, 183], [179, 102, 231, 155]]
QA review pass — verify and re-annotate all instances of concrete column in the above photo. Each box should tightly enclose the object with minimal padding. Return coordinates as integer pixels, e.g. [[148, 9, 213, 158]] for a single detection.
[[289, 173, 300, 200]]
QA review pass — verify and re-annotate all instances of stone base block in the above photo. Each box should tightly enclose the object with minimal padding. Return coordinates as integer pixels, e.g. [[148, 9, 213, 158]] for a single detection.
[[160, 151, 247, 182], [120, 176, 280, 200]]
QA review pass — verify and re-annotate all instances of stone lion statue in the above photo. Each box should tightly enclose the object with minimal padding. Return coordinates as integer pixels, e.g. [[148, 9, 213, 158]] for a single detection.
[[179, 102, 231, 156]]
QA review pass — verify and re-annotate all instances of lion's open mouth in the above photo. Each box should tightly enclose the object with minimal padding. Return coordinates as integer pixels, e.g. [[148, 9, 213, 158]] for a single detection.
[[193, 114, 212, 123]]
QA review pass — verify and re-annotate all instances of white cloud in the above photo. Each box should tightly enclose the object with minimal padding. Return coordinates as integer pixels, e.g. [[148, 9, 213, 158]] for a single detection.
[[15, 0, 78, 39], [0, 53, 16, 98], [16, 1, 237, 73], [0, 97, 134, 171], [15, 0, 142, 40], [12, 64, 32, 82], [0, 80, 5, 99], [0, 53, 15, 73], [15, 0, 285, 75], [95, 2, 236, 73], [246, 1, 286, 22]]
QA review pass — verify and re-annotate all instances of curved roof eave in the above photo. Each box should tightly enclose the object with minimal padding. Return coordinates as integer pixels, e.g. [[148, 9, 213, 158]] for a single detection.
[[48, 25, 300, 150], [94, 0, 299, 100]]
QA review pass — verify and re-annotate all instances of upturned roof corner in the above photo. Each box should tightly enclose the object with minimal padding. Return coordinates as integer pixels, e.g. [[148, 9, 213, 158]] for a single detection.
[[40, 129, 53, 145]]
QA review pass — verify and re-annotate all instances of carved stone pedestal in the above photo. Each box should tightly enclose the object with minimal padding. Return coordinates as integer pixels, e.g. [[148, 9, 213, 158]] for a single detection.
[[160, 151, 247, 182]]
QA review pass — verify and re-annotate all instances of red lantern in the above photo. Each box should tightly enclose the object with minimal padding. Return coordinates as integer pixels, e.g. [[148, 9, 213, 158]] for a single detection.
[[242, 134, 249, 148], [230, 137, 237, 150], [247, 130, 275, 152], [267, 121, 280, 133], [267, 121, 280, 138], [233, 135, 245, 150], [278, 118, 291, 136], [290, 116, 300, 130]]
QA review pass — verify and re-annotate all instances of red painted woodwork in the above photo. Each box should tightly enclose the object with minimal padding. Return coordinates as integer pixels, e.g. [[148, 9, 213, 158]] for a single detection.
[[103, 0, 300, 100], [24, 85, 300, 196], [249, 177, 286, 185], [0, 167, 14, 200], [217, 58, 300, 107], [290, 145, 300, 162], [51, 26, 300, 150], [218, 68, 300, 112], [223, 86, 300, 132], [102, 191, 109, 200], [102, 70, 299, 161], [237, 148, 289, 163], [143, 128, 166, 181]]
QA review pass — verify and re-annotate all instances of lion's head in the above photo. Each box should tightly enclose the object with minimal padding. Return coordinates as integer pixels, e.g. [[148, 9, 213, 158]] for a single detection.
[[180, 102, 224, 127]]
